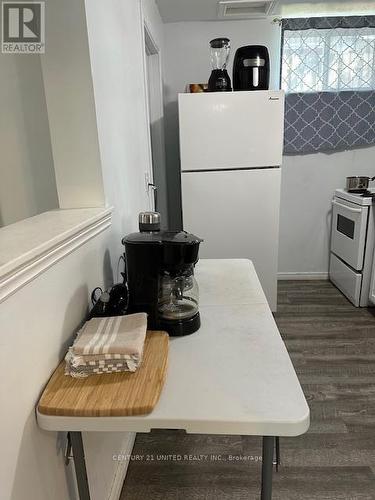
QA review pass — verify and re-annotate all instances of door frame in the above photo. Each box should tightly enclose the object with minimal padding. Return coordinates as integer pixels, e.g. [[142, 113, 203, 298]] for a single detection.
[[141, 17, 167, 218]]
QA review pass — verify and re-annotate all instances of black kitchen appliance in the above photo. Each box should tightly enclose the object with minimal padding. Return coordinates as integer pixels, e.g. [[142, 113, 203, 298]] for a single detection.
[[88, 281, 129, 319], [208, 37, 232, 92], [233, 45, 270, 91], [122, 212, 203, 336]]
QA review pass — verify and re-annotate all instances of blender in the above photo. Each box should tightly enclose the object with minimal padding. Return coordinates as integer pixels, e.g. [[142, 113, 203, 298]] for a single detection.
[[208, 37, 232, 92]]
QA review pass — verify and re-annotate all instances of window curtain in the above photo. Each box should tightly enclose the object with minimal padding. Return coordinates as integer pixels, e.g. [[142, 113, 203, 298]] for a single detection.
[[282, 16, 375, 155]]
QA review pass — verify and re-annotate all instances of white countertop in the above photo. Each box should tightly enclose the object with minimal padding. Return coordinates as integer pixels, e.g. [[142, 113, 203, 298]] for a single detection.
[[37, 259, 310, 436]]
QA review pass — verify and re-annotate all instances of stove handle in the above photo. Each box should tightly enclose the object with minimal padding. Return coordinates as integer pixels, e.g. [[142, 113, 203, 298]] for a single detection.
[[332, 200, 363, 214]]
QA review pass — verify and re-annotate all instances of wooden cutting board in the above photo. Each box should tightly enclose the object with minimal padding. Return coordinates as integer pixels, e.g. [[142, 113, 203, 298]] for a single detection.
[[38, 331, 169, 417]]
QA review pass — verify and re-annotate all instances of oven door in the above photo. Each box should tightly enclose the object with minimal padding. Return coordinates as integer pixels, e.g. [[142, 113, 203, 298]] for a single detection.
[[331, 198, 368, 271]]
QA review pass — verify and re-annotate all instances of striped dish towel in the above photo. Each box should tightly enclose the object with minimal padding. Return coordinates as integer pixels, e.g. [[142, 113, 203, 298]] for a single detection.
[[73, 313, 147, 355], [65, 352, 138, 378], [65, 313, 147, 378]]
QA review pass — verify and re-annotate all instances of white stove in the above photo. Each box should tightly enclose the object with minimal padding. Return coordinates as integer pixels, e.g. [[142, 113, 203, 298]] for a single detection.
[[329, 189, 375, 306]]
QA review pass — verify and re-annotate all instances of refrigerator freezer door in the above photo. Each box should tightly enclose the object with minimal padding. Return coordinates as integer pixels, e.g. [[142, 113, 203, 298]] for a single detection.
[[181, 168, 281, 311], [178, 91, 284, 171]]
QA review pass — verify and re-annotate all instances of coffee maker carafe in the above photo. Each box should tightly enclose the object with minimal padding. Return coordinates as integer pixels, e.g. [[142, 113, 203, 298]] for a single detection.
[[122, 212, 203, 336], [233, 45, 270, 91]]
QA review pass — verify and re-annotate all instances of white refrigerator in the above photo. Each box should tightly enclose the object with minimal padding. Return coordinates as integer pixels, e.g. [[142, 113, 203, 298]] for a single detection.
[[178, 90, 284, 311]]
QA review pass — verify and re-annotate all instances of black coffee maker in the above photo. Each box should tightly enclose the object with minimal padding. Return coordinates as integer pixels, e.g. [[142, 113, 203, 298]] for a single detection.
[[122, 212, 203, 336], [233, 45, 270, 91]]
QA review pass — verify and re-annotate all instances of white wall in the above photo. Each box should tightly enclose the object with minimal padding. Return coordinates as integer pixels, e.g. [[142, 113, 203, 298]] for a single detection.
[[163, 18, 375, 276], [84, 0, 160, 261], [163, 18, 281, 229], [1, 0, 164, 499], [280, 147, 375, 277], [41, 0, 105, 210], [0, 230, 124, 500], [0, 55, 58, 227]]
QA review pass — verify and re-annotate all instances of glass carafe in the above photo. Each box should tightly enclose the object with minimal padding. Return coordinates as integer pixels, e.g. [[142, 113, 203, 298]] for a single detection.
[[208, 37, 232, 92], [158, 267, 199, 321]]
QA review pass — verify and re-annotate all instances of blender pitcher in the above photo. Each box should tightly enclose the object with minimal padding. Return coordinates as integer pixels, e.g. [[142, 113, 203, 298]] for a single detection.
[[208, 37, 232, 92]]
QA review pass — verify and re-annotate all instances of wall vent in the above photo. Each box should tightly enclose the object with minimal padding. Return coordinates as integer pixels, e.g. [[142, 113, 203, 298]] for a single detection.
[[218, 0, 278, 19]]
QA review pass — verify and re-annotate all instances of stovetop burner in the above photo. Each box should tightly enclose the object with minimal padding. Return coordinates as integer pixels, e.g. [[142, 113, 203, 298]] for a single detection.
[[336, 188, 375, 206], [360, 190, 375, 198], [347, 189, 375, 198]]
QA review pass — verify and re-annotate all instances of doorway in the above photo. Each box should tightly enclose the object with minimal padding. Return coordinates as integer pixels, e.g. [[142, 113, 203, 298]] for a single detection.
[[143, 24, 168, 226]]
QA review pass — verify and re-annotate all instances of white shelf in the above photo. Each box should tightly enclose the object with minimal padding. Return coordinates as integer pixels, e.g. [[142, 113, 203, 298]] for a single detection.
[[0, 207, 112, 303]]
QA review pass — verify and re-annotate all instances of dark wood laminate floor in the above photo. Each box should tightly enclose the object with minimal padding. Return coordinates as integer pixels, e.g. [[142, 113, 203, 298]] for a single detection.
[[121, 281, 375, 500]]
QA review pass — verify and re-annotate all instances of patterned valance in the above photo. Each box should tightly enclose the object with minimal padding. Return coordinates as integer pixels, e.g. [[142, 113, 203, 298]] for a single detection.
[[282, 16, 375, 154], [282, 15, 375, 31], [284, 91, 375, 154]]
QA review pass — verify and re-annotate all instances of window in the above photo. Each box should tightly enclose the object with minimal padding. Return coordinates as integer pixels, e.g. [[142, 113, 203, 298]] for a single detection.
[[282, 24, 375, 93], [282, 16, 375, 155]]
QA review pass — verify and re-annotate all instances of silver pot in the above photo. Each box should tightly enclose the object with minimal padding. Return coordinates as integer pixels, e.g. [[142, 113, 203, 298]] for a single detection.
[[346, 176, 375, 192]]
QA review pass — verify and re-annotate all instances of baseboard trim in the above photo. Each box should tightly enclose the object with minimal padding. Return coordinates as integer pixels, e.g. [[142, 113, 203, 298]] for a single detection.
[[108, 433, 136, 500], [278, 272, 329, 280]]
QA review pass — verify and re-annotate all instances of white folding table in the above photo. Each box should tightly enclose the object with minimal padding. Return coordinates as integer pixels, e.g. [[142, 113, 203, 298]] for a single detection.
[[37, 259, 310, 500]]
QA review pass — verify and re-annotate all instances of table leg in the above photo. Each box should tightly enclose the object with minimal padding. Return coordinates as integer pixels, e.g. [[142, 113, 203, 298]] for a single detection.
[[70, 432, 91, 500], [274, 437, 280, 472], [261, 436, 274, 500]]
